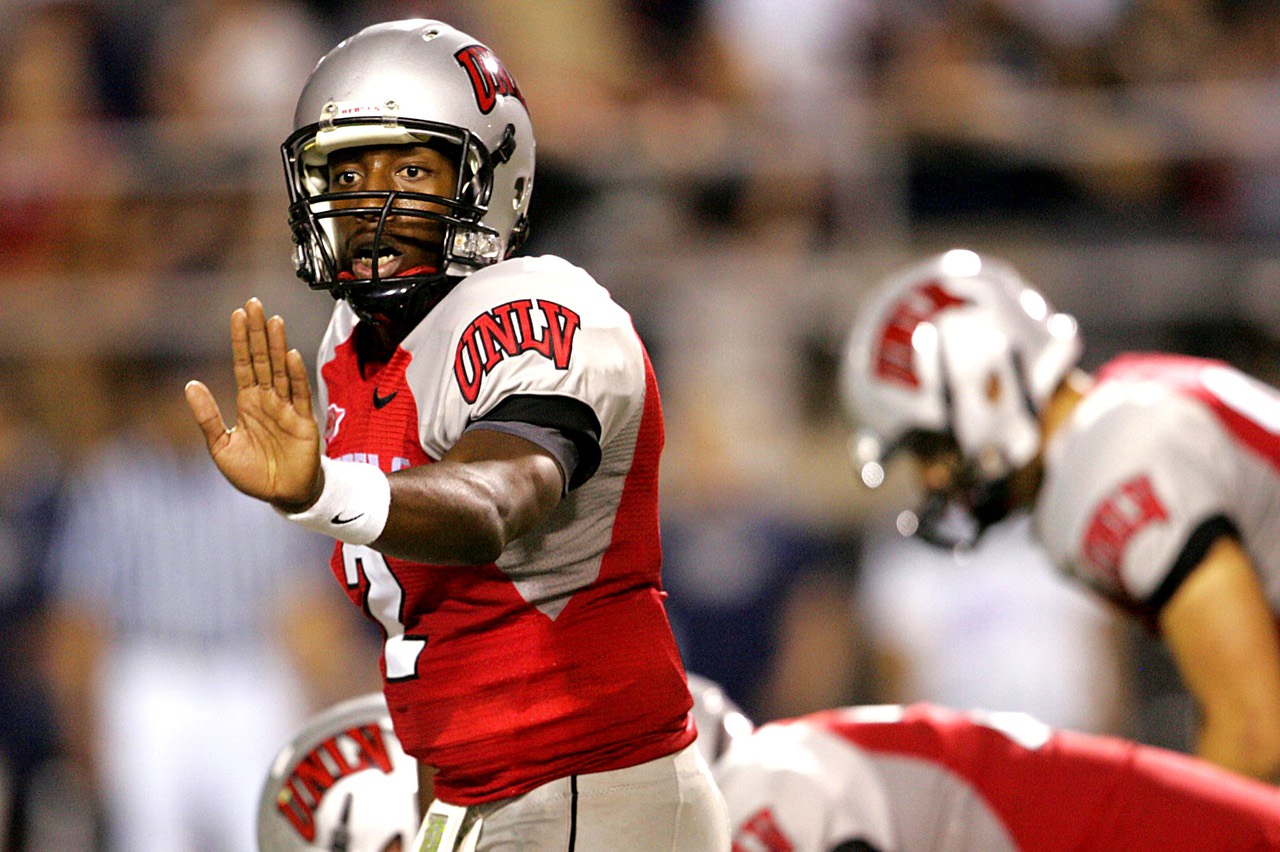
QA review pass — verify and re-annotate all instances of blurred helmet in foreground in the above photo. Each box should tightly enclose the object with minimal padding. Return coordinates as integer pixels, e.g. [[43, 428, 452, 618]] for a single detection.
[[688, 673, 755, 764], [257, 692, 419, 852]]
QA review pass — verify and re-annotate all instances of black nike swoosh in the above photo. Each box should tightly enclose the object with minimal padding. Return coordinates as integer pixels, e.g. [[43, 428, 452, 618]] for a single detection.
[[331, 513, 364, 525], [373, 388, 398, 409]]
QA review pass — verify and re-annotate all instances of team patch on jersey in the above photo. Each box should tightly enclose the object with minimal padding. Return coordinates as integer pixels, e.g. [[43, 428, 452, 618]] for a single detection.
[[454, 44, 527, 115], [275, 722, 395, 841], [875, 280, 970, 389], [1082, 474, 1169, 584], [453, 298, 581, 403], [325, 403, 346, 443]]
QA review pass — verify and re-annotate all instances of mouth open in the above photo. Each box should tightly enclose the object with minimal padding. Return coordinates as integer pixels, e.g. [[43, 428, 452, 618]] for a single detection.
[[351, 243, 405, 279]]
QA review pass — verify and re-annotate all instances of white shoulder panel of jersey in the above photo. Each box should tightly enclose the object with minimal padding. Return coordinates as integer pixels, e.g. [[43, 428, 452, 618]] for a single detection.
[[399, 255, 645, 459], [714, 719, 897, 852], [1037, 378, 1234, 604]]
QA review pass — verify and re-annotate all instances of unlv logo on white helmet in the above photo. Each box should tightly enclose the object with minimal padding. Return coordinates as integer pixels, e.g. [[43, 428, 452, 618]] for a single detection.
[[257, 693, 420, 852], [840, 250, 1082, 546]]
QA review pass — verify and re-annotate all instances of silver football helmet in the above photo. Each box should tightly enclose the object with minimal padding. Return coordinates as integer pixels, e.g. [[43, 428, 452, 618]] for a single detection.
[[282, 19, 535, 326], [257, 692, 419, 852], [688, 673, 754, 765], [840, 250, 1081, 546]]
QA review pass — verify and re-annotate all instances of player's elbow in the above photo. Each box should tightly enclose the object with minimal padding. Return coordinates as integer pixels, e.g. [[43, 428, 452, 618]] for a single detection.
[[458, 508, 508, 565]]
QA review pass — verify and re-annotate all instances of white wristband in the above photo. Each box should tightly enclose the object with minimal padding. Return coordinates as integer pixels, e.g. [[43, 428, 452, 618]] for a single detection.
[[277, 456, 391, 545]]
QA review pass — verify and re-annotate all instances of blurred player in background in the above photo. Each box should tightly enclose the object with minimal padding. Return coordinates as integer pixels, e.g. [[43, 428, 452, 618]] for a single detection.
[[265, 676, 1280, 852], [840, 248, 1280, 781], [185, 18, 727, 852], [715, 701, 1280, 852]]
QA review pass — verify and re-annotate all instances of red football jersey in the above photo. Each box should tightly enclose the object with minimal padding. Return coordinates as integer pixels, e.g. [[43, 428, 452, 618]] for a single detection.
[[314, 255, 694, 805]]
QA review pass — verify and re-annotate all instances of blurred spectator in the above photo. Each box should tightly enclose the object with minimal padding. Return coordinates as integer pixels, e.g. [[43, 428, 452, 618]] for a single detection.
[[870, 0, 1181, 228], [0, 362, 96, 851], [0, 2, 132, 277], [132, 0, 329, 276], [44, 355, 377, 852], [858, 511, 1131, 735], [660, 386, 866, 722]]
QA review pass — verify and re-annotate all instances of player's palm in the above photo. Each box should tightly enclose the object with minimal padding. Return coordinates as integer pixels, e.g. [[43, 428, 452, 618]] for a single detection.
[[186, 298, 323, 509], [215, 382, 320, 505]]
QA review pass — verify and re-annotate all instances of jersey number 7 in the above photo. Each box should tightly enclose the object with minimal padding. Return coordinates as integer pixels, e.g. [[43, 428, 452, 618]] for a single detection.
[[342, 543, 425, 680]]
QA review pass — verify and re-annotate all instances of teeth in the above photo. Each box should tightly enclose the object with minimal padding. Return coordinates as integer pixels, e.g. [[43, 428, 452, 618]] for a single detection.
[[353, 246, 400, 262]]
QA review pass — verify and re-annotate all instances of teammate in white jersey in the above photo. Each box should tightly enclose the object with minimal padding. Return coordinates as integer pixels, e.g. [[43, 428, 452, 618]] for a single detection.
[[840, 248, 1280, 781], [715, 702, 1280, 852], [186, 18, 727, 851]]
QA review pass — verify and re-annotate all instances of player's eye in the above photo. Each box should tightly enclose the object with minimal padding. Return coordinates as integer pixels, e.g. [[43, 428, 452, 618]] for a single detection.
[[332, 169, 360, 187], [400, 165, 428, 179]]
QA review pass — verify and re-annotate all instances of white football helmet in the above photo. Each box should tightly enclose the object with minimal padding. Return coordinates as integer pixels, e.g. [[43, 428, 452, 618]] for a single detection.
[[257, 692, 419, 852], [688, 673, 754, 765], [840, 249, 1081, 545], [282, 19, 535, 326]]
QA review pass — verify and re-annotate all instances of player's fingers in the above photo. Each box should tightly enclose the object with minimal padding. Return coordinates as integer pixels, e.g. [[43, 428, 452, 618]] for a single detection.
[[245, 298, 274, 388], [231, 308, 254, 391], [184, 380, 231, 452], [267, 315, 290, 400], [286, 349, 314, 419]]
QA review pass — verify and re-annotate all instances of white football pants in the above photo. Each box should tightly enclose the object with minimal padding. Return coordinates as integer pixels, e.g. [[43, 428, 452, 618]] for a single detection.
[[412, 742, 730, 851]]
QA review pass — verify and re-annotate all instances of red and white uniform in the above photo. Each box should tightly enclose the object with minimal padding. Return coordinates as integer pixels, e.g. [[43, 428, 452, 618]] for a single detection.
[[716, 703, 1280, 852], [314, 254, 694, 805], [1037, 353, 1280, 619]]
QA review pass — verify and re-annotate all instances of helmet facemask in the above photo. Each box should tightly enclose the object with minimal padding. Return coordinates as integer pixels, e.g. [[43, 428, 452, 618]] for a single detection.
[[283, 117, 524, 327]]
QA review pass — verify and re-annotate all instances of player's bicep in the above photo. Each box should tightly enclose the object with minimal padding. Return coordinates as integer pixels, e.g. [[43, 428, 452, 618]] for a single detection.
[[441, 426, 565, 525]]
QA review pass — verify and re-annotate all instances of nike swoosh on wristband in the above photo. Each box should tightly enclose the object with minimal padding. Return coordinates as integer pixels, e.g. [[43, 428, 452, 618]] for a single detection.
[[373, 388, 398, 409], [331, 513, 364, 525]]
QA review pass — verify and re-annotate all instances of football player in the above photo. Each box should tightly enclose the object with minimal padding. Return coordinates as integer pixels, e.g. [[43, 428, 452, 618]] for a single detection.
[[186, 19, 728, 851], [840, 248, 1280, 781], [715, 702, 1280, 851]]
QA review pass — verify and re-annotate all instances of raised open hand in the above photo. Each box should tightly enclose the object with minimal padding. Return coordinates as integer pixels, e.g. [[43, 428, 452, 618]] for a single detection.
[[185, 298, 322, 510]]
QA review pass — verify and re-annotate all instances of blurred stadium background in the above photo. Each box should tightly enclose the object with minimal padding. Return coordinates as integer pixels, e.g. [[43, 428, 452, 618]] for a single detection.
[[2, 0, 1278, 848]]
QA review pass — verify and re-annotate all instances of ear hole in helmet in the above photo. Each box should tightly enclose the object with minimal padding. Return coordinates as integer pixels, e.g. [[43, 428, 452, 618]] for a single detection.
[[493, 123, 517, 164], [985, 371, 1002, 402], [512, 177, 527, 211]]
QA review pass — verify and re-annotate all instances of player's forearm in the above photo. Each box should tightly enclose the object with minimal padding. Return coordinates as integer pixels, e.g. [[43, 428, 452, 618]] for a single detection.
[[375, 460, 555, 565], [1196, 710, 1280, 782], [374, 462, 509, 564]]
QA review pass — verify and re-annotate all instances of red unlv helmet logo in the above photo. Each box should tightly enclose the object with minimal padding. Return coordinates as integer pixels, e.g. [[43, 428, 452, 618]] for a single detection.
[[874, 281, 969, 389], [454, 45, 527, 115]]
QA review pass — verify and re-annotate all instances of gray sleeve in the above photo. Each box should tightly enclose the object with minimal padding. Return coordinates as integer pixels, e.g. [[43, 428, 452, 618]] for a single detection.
[[463, 419, 579, 497]]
